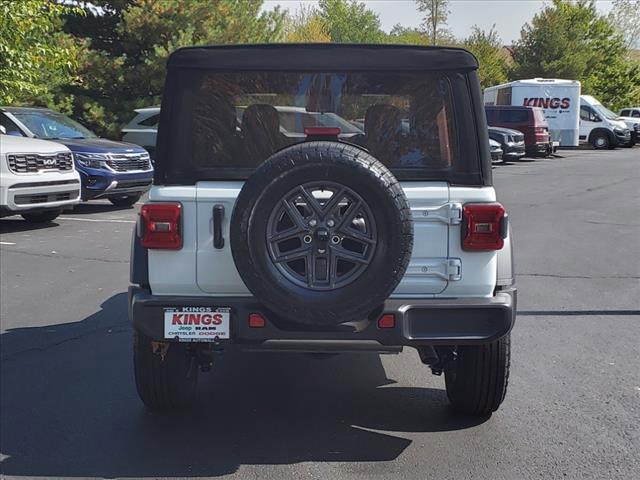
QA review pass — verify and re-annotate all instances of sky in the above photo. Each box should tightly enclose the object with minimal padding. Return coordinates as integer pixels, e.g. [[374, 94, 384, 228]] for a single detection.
[[262, 0, 615, 44]]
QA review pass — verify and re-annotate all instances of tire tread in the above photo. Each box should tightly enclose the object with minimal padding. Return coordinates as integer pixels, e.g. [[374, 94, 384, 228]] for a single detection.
[[133, 331, 198, 411], [445, 334, 511, 416]]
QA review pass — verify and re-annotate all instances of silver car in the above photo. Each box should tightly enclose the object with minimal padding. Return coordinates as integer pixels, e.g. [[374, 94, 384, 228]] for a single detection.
[[121, 107, 160, 160]]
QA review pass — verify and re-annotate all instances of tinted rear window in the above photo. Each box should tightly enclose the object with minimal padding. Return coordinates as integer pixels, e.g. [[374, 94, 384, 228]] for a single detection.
[[486, 108, 533, 124], [138, 114, 159, 127], [499, 109, 529, 123], [162, 70, 483, 182]]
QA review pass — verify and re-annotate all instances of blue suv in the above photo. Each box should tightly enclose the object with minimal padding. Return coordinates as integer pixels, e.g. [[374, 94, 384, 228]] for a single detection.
[[0, 107, 153, 207]]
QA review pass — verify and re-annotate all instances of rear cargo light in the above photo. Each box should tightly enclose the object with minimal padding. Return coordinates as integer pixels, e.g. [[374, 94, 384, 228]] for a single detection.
[[248, 313, 266, 328], [377, 313, 396, 329], [140, 203, 182, 249], [462, 203, 507, 251], [304, 127, 341, 137]]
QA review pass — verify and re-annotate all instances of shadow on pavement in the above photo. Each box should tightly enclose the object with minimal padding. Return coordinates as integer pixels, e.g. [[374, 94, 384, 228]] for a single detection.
[[0, 293, 487, 478], [66, 201, 137, 215], [0, 217, 63, 233]]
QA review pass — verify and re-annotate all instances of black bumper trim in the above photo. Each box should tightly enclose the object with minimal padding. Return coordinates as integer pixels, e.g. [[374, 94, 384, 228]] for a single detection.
[[129, 287, 516, 349]]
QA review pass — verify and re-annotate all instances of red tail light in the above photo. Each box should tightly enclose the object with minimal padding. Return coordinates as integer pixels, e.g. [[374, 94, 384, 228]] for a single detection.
[[534, 126, 547, 133], [462, 203, 506, 251], [140, 203, 182, 249]]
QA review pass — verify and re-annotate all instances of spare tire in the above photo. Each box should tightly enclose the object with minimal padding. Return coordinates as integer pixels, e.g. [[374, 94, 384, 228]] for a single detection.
[[230, 141, 413, 326]]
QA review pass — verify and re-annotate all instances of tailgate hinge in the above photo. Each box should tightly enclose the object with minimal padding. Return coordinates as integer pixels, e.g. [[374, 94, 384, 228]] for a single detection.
[[412, 203, 462, 225], [405, 258, 462, 281], [446, 258, 462, 281]]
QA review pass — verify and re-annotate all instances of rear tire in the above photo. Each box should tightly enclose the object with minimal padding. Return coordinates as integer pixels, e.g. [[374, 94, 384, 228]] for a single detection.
[[444, 334, 511, 416], [133, 331, 198, 411], [109, 194, 141, 207], [21, 210, 61, 223]]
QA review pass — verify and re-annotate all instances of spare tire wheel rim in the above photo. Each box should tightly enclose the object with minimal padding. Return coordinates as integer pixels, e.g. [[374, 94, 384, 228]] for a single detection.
[[265, 180, 377, 290]]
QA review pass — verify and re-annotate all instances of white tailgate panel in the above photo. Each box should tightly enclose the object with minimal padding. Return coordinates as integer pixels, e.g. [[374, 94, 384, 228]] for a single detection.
[[444, 186, 498, 297], [196, 181, 250, 295], [393, 182, 450, 296], [148, 182, 497, 299], [148, 186, 201, 295]]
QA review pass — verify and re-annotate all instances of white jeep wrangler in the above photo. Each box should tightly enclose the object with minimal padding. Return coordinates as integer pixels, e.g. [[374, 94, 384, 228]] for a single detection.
[[129, 44, 516, 416]]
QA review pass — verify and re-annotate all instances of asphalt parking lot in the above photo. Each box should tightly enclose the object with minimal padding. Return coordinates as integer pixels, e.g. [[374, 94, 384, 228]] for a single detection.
[[1, 147, 639, 479]]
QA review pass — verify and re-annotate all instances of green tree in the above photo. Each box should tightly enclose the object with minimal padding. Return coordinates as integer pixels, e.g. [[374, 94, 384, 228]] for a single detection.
[[462, 26, 509, 88], [317, 0, 384, 43], [0, 0, 81, 105], [581, 11, 640, 109], [511, 0, 640, 110], [63, 0, 285, 136], [284, 4, 331, 42], [608, 0, 640, 49], [415, 0, 452, 45], [511, 0, 593, 80], [387, 24, 429, 45]]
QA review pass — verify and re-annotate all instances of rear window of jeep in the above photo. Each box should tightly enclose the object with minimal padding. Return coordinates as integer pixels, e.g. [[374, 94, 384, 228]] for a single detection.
[[164, 71, 464, 181]]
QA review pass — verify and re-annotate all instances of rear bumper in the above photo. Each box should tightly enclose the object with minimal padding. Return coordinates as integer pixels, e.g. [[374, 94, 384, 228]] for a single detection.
[[129, 286, 516, 351], [503, 143, 526, 159], [526, 142, 551, 156]]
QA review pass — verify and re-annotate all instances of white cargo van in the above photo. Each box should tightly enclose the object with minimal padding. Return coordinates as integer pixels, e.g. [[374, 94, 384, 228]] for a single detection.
[[579, 95, 631, 149], [484, 78, 580, 147]]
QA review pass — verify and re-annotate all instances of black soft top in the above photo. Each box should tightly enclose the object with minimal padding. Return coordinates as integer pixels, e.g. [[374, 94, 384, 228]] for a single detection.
[[167, 43, 479, 72]]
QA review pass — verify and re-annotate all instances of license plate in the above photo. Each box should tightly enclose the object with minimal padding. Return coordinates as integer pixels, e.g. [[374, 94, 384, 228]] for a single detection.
[[164, 307, 230, 342]]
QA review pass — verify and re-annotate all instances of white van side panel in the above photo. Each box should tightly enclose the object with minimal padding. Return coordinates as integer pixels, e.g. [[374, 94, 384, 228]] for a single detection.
[[484, 78, 581, 147]]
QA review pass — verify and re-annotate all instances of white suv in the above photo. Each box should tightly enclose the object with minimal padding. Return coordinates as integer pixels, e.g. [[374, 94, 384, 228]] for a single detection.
[[129, 45, 516, 417], [121, 107, 160, 160], [1, 134, 81, 222]]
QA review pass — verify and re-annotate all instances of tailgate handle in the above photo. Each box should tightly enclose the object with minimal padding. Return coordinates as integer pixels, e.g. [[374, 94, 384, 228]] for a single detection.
[[213, 204, 225, 249]]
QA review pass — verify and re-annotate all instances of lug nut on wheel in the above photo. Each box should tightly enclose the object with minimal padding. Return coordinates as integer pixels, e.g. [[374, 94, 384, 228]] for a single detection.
[[331, 235, 341, 244]]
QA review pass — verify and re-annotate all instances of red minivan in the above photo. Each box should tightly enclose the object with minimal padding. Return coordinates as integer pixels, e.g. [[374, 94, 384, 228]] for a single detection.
[[485, 106, 551, 157]]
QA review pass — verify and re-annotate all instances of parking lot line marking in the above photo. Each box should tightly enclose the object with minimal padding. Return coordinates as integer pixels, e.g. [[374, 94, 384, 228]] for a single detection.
[[57, 217, 135, 224], [0, 241, 16, 245]]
